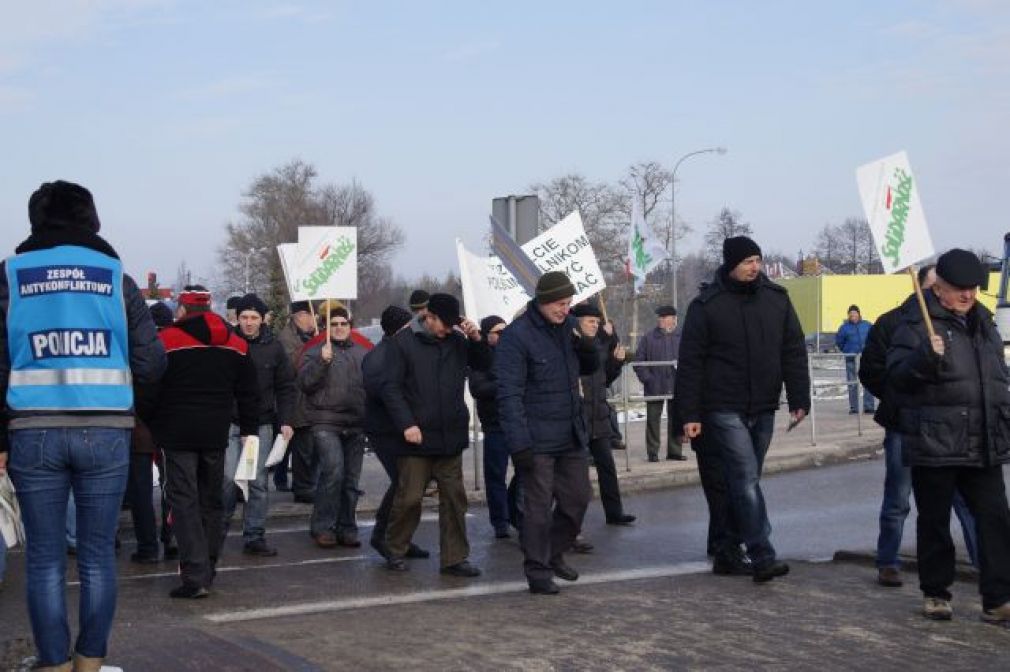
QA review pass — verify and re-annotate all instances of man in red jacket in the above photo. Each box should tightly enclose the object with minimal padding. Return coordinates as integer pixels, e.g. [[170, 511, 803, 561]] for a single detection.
[[144, 286, 259, 599]]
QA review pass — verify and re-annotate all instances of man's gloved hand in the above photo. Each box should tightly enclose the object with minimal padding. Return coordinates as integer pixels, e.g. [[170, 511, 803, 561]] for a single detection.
[[511, 448, 534, 472]]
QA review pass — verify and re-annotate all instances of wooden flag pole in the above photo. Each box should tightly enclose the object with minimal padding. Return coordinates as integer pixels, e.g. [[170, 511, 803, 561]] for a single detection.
[[326, 300, 331, 337], [908, 265, 937, 340], [308, 300, 320, 335], [598, 291, 610, 324]]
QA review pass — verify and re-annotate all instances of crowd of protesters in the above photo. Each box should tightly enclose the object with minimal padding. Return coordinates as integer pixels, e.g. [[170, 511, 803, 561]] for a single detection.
[[1, 181, 1009, 670]]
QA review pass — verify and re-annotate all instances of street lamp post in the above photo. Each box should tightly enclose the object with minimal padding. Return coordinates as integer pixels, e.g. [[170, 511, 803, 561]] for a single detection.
[[670, 146, 727, 308], [243, 247, 267, 294]]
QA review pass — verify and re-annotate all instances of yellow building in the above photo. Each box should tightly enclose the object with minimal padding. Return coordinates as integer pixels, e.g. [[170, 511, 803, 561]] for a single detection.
[[780, 272, 1001, 336]]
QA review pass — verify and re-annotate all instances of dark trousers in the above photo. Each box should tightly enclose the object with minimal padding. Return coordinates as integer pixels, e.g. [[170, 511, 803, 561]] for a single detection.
[[387, 454, 469, 568], [483, 430, 511, 534], [124, 452, 158, 557], [646, 399, 682, 459], [370, 435, 398, 549], [911, 465, 1010, 610], [691, 433, 740, 558], [588, 437, 624, 521], [163, 449, 226, 589], [153, 450, 173, 548], [282, 427, 318, 498], [517, 450, 592, 582]]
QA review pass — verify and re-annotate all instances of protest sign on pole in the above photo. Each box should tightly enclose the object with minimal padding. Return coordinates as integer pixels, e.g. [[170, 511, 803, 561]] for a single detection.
[[288, 226, 358, 300], [857, 151, 937, 337], [276, 243, 307, 300], [456, 239, 531, 320], [626, 191, 668, 294], [520, 211, 607, 304]]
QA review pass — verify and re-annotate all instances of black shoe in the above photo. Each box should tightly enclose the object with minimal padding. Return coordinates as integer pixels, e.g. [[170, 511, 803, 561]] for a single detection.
[[130, 552, 160, 565], [571, 538, 594, 554], [611, 442, 627, 451], [551, 561, 579, 582], [849, 409, 858, 415], [529, 578, 560, 595], [606, 514, 636, 526], [274, 482, 291, 492], [441, 561, 481, 578], [753, 560, 790, 583], [495, 528, 511, 539], [293, 493, 315, 504], [648, 455, 660, 463], [163, 545, 179, 560], [386, 557, 408, 572], [666, 454, 688, 461], [243, 539, 278, 557], [406, 544, 430, 559], [170, 584, 209, 599], [712, 554, 753, 576], [337, 533, 362, 548]]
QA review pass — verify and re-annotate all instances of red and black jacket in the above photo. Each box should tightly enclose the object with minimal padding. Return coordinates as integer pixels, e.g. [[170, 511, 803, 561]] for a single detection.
[[142, 311, 260, 451]]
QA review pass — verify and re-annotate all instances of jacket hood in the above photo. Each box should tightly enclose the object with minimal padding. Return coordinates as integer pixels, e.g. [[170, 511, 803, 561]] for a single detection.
[[175, 312, 234, 346], [15, 228, 120, 259]]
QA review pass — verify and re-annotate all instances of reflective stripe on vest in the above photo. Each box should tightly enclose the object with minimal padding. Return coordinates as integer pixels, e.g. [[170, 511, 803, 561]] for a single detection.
[[5, 245, 133, 412]]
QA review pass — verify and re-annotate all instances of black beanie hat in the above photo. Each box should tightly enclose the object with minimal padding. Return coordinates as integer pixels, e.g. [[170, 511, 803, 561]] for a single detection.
[[655, 305, 677, 317], [427, 293, 461, 327], [289, 300, 311, 314], [480, 315, 506, 335], [380, 305, 412, 336], [409, 289, 430, 311], [28, 180, 102, 234], [226, 295, 242, 310], [722, 236, 762, 270], [235, 293, 269, 318], [572, 303, 602, 318], [148, 301, 174, 329], [936, 248, 988, 290], [535, 271, 576, 304], [847, 305, 860, 315]]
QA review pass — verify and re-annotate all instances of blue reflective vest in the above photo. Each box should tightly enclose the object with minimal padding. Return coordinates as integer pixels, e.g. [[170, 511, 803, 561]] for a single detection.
[[5, 245, 132, 411]]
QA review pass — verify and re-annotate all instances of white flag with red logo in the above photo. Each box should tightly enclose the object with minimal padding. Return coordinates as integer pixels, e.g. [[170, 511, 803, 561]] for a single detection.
[[856, 151, 935, 274]]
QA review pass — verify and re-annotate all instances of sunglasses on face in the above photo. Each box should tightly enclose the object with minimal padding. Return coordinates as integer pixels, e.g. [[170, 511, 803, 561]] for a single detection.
[[329, 321, 350, 327], [489, 328, 505, 336]]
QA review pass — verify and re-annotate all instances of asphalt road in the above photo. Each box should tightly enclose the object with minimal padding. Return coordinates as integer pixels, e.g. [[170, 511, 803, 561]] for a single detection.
[[1, 457, 1004, 670]]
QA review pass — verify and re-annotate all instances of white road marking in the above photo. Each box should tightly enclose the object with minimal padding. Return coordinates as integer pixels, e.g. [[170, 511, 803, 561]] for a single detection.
[[227, 511, 470, 537], [68, 555, 368, 586], [203, 562, 711, 624]]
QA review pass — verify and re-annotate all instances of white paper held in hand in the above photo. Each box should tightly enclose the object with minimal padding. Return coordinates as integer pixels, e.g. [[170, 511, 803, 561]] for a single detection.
[[264, 434, 289, 468], [234, 435, 260, 500]]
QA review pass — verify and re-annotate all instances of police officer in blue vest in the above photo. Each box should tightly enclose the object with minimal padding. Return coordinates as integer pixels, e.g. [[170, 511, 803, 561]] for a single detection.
[[0, 181, 166, 672]]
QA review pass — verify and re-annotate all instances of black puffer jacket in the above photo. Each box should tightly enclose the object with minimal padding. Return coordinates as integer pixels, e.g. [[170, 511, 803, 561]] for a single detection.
[[581, 330, 624, 441], [887, 291, 1010, 468], [235, 325, 296, 428], [468, 347, 500, 432], [298, 337, 368, 431], [675, 268, 810, 424], [363, 339, 396, 437], [381, 316, 492, 456], [858, 297, 911, 430]]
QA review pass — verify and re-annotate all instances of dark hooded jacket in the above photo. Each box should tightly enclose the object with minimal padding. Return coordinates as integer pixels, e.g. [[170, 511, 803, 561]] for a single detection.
[[0, 229, 166, 453], [468, 346, 500, 432], [859, 296, 913, 430], [495, 301, 601, 455], [381, 315, 491, 456], [887, 291, 1010, 468], [236, 324, 296, 428], [145, 311, 259, 451], [363, 339, 397, 437], [581, 329, 625, 440], [298, 336, 368, 431], [277, 320, 316, 429], [674, 268, 810, 424]]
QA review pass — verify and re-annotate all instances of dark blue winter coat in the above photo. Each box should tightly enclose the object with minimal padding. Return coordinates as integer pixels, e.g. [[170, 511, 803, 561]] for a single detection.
[[835, 319, 873, 358], [495, 301, 599, 455]]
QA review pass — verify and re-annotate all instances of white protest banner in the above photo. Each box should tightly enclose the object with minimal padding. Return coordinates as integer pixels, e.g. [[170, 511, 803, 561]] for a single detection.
[[521, 211, 606, 304], [856, 151, 935, 274], [276, 243, 308, 301], [456, 239, 531, 320], [288, 226, 358, 299]]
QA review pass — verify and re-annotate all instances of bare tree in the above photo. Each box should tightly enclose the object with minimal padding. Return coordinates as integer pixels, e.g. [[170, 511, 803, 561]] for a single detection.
[[703, 208, 753, 264], [814, 217, 879, 274]]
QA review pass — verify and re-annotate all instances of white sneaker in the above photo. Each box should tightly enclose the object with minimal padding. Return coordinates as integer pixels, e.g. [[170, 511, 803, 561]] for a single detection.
[[923, 597, 953, 620]]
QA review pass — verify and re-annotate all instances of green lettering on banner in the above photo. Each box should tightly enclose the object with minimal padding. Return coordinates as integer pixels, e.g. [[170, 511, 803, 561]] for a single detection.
[[880, 168, 913, 267], [300, 236, 356, 298]]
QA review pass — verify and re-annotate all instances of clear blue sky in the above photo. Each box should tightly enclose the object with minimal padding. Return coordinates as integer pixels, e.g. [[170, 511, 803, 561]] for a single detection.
[[2, 0, 1007, 287]]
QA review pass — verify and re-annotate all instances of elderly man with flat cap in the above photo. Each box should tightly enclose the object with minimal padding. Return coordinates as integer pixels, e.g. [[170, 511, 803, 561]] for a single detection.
[[887, 248, 1010, 624], [635, 304, 684, 462]]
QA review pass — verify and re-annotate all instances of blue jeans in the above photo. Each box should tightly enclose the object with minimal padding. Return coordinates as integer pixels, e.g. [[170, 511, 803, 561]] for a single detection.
[[705, 411, 777, 567], [876, 430, 980, 568], [311, 429, 364, 538], [845, 358, 875, 413], [0, 531, 7, 581], [66, 490, 77, 549], [222, 424, 274, 543], [483, 430, 511, 534], [8, 427, 130, 666]]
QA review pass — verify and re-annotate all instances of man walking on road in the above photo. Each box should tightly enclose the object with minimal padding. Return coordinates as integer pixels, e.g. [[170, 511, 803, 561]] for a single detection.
[[887, 249, 1010, 624], [496, 272, 600, 595], [635, 306, 684, 462], [835, 305, 875, 415], [382, 294, 490, 576], [275, 301, 319, 501], [148, 286, 259, 599], [859, 264, 978, 589], [221, 293, 296, 558], [675, 236, 810, 583], [1, 181, 166, 671]]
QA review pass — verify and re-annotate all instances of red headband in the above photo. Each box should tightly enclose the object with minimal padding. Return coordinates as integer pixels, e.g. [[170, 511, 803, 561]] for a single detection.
[[178, 290, 211, 307]]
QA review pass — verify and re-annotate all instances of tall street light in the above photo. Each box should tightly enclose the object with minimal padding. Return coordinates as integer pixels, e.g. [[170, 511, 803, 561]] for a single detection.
[[670, 146, 727, 308], [243, 246, 268, 293]]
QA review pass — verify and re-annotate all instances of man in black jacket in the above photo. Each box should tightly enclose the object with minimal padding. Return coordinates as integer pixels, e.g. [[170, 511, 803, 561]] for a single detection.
[[496, 272, 601, 595], [382, 294, 490, 575], [220, 293, 296, 558], [859, 265, 978, 589], [276, 301, 319, 501], [573, 303, 635, 525], [148, 286, 260, 599], [887, 249, 1010, 624], [469, 315, 511, 538], [675, 236, 809, 583]]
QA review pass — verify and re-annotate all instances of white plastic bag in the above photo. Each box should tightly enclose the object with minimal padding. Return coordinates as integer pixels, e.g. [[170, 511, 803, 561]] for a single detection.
[[233, 435, 260, 501], [0, 473, 25, 549]]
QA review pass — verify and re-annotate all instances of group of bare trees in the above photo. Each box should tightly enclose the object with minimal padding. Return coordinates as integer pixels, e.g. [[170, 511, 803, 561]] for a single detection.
[[810, 217, 882, 274]]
